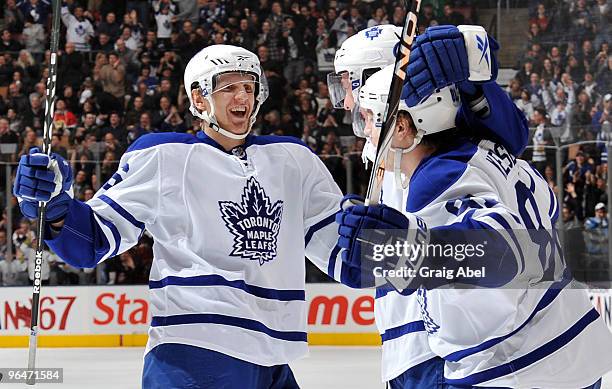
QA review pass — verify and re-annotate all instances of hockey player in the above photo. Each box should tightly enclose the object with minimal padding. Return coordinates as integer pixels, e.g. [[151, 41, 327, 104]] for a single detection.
[[13, 45, 347, 388], [329, 24, 529, 160], [332, 24, 533, 386], [336, 65, 612, 388]]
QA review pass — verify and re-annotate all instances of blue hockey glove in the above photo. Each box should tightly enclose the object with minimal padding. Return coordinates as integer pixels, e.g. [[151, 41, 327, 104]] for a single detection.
[[402, 25, 500, 106], [14, 147, 74, 222], [336, 194, 417, 289]]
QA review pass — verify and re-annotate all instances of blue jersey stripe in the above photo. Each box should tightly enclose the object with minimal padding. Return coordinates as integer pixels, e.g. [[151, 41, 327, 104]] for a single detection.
[[305, 213, 336, 246], [96, 215, 121, 260], [149, 274, 305, 301], [328, 245, 341, 278], [150, 313, 308, 342], [445, 308, 600, 386], [444, 268, 572, 362], [98, 194, 145, 230], [482, 212, 526, 272], [381, 320, 426, 342]]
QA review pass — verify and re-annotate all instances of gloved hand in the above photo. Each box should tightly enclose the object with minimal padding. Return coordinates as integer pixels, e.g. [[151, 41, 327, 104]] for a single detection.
[[336, 194, 418, 289], [13, 147, 74, 222], [402, 25, 500, 106]]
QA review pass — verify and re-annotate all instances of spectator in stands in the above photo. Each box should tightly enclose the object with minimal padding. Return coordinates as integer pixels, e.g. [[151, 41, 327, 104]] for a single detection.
[[97, 11, 121, 41], [18, 127, 37, 158], [17, 0, 51, 26], [73, 169, 92, 201], [60, 4, 94, 52], [20, 16, 45, 56], [1, 30, 23, 54], [532, 108, 554, 175], [4, 1, 25, 35], [440, 2, 465, 26], [515, 89, 536, 121], [160, 106, 187, 133], [0, 117, 19, 163], [592, 0, 611, 49], [99, 52, 126, 114], [94, 32, 114, 53], [368, 7, 389, 28], [7, 82, 28, 113], [50, 133, 68, 159], [128, 112, 155, 144], [102, 132, 124, 157], [584, 202, 609, 258], [0, 247, 27, 286]]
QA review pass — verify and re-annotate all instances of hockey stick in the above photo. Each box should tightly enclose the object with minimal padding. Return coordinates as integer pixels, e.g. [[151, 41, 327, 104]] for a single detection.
[[364, 0, 421, 206], [27, 0, 62, 384]]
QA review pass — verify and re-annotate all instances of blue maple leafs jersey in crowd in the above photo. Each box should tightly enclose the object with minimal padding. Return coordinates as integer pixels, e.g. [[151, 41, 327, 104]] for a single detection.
[[381, 139, 612, 387], [45, 131, 346, 366]]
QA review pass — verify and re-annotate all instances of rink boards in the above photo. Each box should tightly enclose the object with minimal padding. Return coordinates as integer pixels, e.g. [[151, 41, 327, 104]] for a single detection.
[[0, 285, 610, 347]]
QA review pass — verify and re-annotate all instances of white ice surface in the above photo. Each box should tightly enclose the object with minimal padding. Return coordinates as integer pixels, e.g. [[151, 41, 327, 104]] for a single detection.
[[0, 347, 609, 388]]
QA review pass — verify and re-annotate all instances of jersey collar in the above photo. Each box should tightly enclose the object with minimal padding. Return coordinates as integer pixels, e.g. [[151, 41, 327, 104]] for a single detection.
[[196, 130, 256, 159]]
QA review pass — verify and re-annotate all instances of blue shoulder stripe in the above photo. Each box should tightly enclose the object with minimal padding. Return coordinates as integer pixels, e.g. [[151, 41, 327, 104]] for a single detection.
[[407, 140, 478, 213], [150, 313, 308, 342], [149, 274, 305, 301], [127, 132, 203, 153]]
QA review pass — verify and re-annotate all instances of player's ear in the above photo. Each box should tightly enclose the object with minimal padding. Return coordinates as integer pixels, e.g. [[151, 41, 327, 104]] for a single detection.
[[191, 90, 210, 114], [395, 112, 412, 140]]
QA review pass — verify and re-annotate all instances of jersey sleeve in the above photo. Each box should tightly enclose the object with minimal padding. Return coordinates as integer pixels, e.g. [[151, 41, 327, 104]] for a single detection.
[[45, 147, 161, 268], [417, 168, 562, 290], [457, 81, 529, 156], [299, 149, 348, 283]]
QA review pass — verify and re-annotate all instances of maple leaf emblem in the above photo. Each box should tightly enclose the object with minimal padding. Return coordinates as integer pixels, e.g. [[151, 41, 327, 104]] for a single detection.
[[219, 177, 284, 265]]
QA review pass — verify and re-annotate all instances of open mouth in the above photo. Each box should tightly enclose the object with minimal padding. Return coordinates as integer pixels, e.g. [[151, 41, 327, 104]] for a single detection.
[[229, 106, 248, 120]]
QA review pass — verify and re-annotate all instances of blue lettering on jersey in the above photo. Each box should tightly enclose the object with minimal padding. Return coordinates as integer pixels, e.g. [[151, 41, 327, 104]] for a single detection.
[[485, 143, 516, 179], [219, 177, 284, 265]]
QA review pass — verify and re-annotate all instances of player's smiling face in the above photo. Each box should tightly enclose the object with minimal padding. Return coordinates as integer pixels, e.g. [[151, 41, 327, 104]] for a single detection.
[[211, 72, 256, 134]]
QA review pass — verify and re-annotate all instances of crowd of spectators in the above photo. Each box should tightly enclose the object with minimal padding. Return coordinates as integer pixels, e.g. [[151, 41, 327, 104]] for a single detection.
[[1, 0, 608, 286], [509, 0, 611, 280], [0, 0, 480, 285]]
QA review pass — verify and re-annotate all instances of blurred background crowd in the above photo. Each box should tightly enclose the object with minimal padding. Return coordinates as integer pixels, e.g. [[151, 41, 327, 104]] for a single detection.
[[0, 0, 608, 286]]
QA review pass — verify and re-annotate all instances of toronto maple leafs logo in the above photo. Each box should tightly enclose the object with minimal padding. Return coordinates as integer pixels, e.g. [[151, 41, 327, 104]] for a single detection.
[[219, 177, 283, 265], [364, 26, 382, 40]]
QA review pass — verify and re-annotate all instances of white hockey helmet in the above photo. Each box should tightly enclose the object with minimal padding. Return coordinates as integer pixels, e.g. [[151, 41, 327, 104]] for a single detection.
[[358, 65, 461, 188], [358, 64, 461, 140], [184, 45, 269, 140], [328, 24, 402, 124]]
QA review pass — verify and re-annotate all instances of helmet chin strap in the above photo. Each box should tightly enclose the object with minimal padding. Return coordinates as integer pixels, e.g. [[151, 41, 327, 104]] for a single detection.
[[202, 96, 251, 140], [389, 130, 424, 189]]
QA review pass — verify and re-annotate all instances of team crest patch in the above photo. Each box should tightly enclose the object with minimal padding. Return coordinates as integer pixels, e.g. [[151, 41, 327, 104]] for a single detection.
[[364, 26, 382, 40], [219, 177, 283, 265]]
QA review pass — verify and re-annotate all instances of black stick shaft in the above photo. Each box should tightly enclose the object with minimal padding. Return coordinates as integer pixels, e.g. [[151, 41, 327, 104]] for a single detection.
[[365, 0, 421, 205], [27, 0, 62, 383]]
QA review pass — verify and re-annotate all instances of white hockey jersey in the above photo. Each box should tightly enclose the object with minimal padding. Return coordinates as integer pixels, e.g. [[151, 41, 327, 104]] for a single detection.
[[392, 138, 612, 387], [46, 132, 345, 366], [376, 171, 436, 381]]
